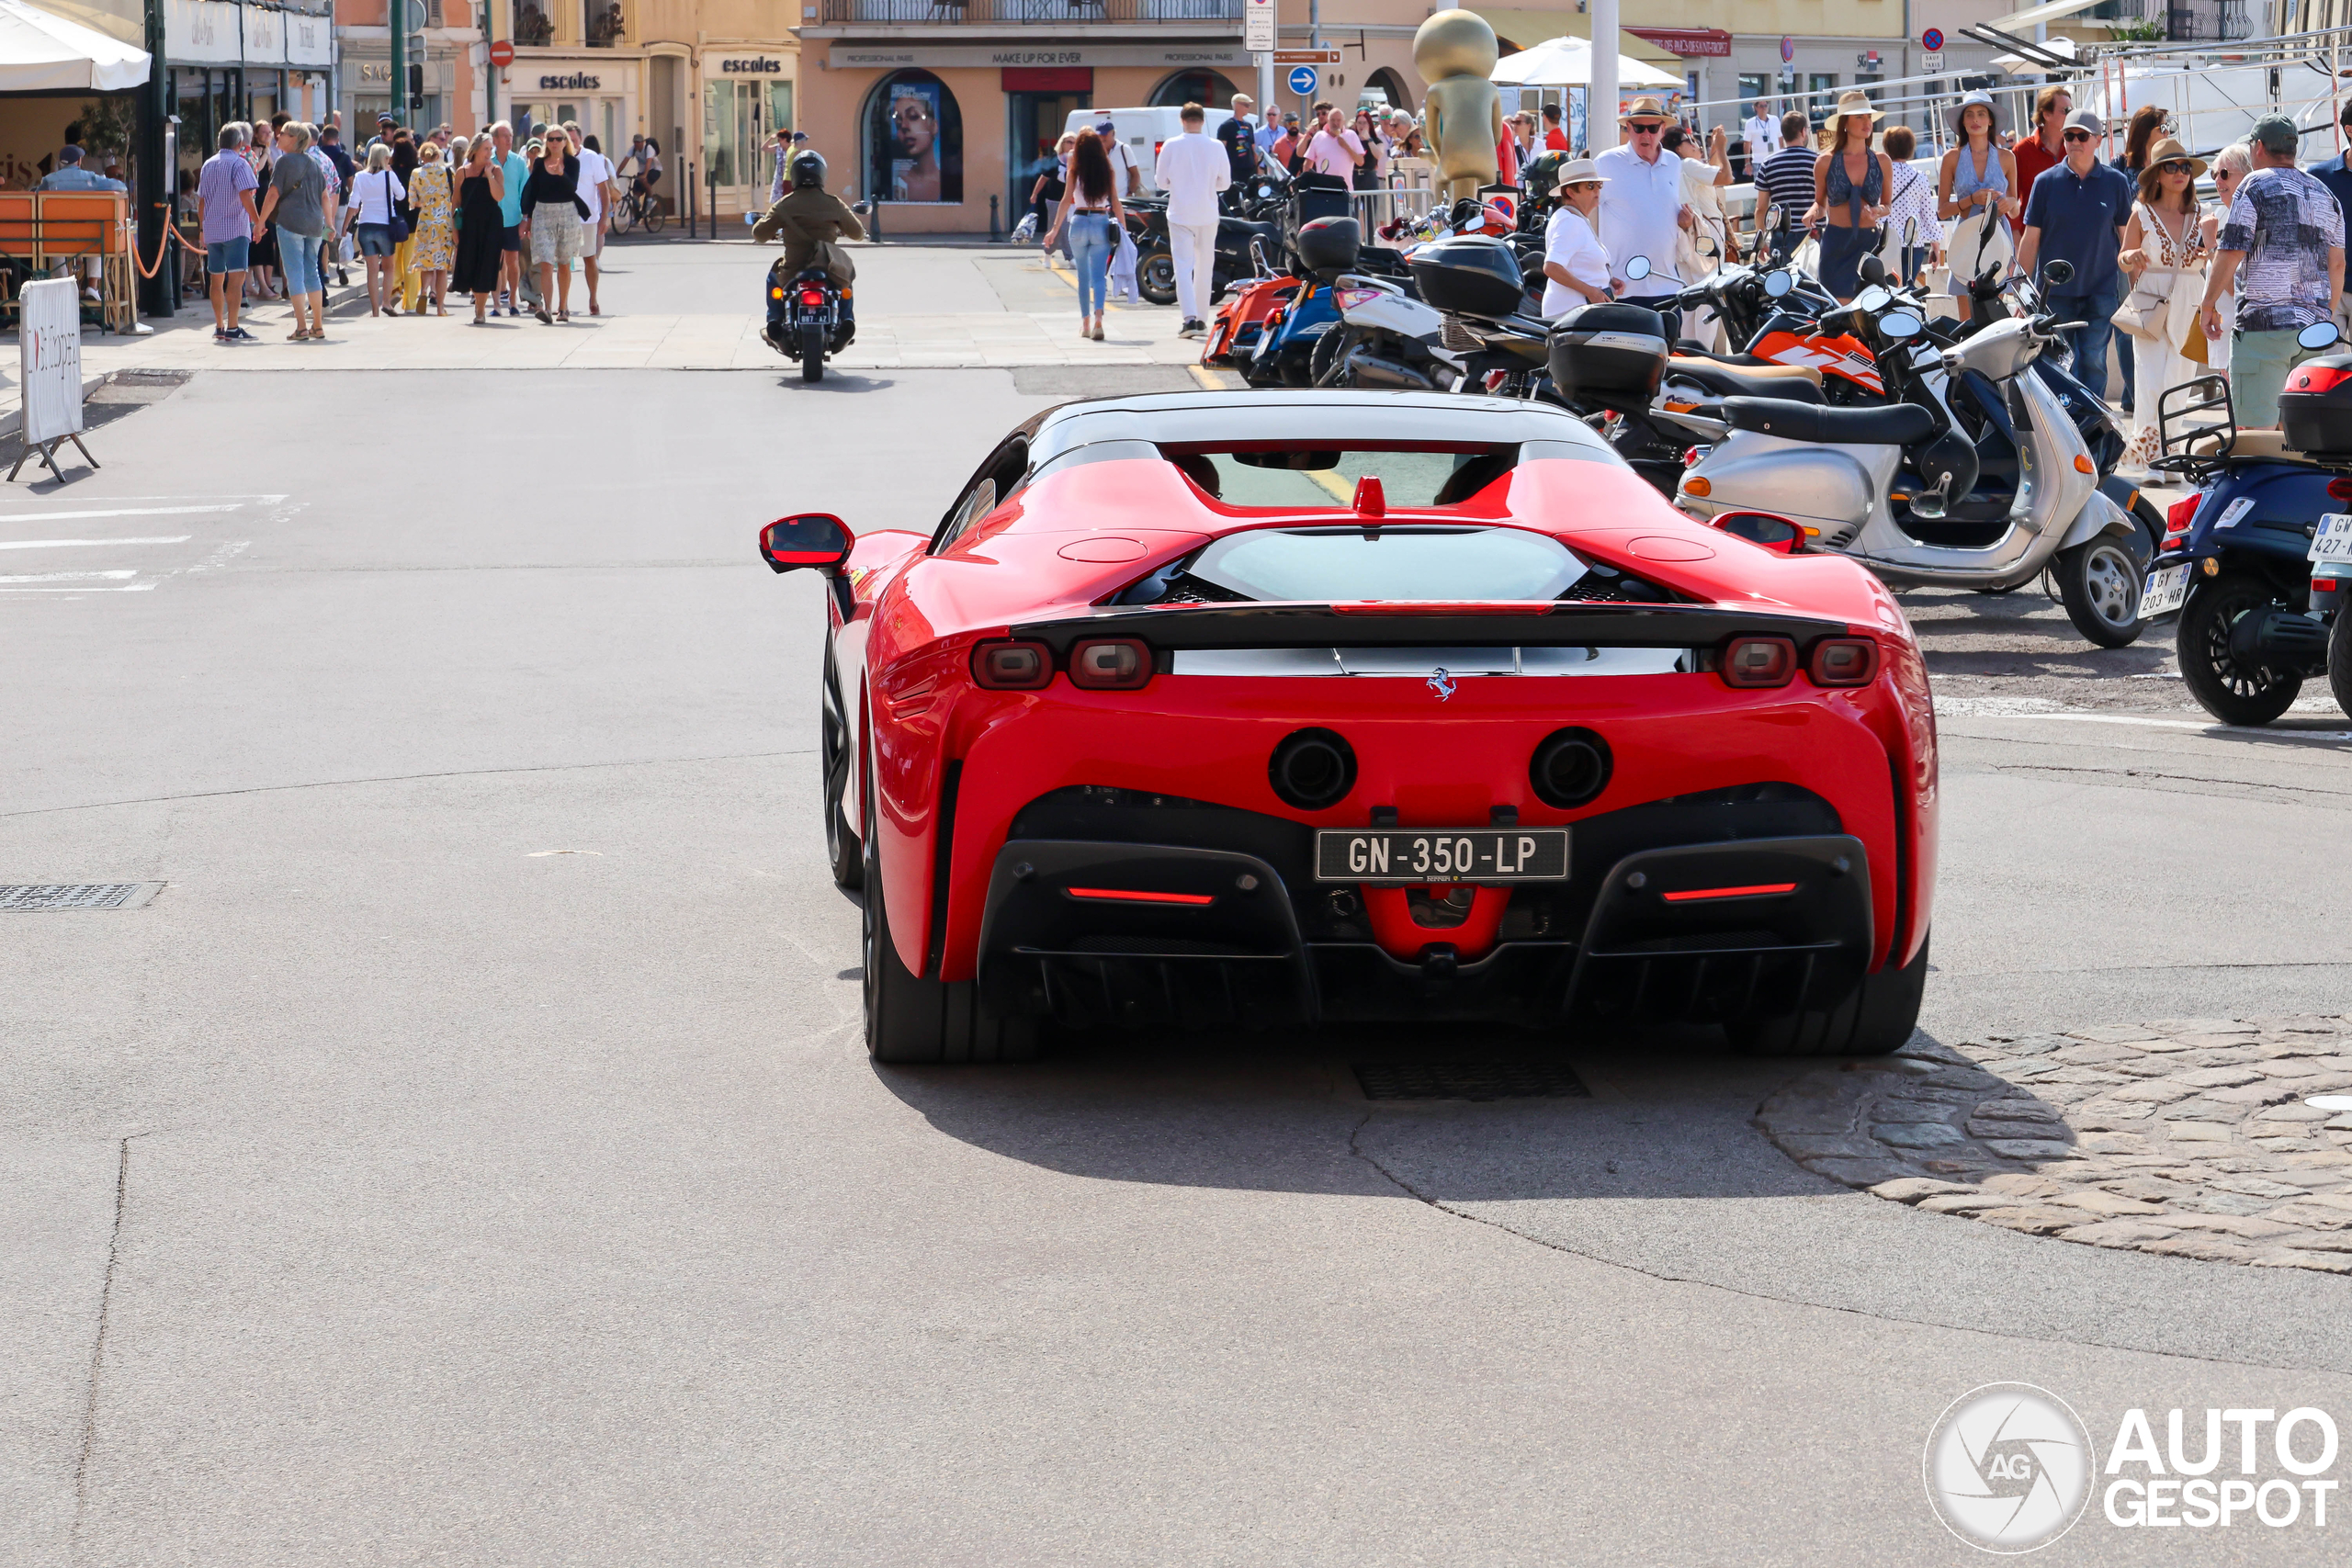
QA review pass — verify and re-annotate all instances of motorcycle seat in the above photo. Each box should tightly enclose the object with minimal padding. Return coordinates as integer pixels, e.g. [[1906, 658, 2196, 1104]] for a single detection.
[[1722, 397, 1937, 446], [1665, 359, 1824, 403], [1671, 344, 1803, 370]]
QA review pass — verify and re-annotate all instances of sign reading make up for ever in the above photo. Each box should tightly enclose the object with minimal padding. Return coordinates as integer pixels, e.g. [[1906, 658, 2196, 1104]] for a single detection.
[[14, 277, 97, 481]]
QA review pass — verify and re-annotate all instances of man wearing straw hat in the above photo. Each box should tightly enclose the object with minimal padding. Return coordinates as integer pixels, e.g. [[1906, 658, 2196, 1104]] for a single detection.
[[1594, 97, 1693, 335]]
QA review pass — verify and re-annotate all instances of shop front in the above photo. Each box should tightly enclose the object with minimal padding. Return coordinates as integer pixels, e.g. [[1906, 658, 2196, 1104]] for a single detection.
[[799, 40, 1259, 235], [699, 47, 795, 215], [509, 54, 638, 157], [166, 0, 334, 161]]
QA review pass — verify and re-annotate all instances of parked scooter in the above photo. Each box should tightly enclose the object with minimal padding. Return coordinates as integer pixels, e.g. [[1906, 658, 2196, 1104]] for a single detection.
[[1665, 272, 2153, 648], [2143, 324, 2351, 724]]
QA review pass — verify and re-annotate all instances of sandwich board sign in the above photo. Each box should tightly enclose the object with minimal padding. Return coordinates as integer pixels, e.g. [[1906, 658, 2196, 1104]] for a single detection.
[[14, 277, 96, 480]]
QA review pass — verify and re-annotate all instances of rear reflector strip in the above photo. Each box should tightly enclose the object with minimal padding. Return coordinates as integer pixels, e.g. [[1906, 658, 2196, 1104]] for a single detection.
[[1065, 886, 1216, 907], [1660, 882, 1798, 903]]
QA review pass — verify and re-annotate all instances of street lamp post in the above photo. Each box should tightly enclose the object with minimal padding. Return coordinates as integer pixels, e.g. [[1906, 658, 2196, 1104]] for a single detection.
[[1590, 0, 1619, 152]]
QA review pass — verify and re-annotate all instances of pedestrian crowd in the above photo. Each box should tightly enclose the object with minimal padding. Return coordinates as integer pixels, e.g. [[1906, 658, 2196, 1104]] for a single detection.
[[191, 110, 624, 344]]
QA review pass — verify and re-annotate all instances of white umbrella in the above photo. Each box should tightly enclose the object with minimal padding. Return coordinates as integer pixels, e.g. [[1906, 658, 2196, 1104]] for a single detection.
[[1490, 36, 1681, 90], [0, 0, 149, 93]]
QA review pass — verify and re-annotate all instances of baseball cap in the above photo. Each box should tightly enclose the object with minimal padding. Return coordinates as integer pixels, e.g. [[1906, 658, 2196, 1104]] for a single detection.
[[2253, 114, 2300, 153], [2063, 107, 2103, 137]]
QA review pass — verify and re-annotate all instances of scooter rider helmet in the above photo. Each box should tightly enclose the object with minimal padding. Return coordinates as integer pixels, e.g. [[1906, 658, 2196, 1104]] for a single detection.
[[788, 149, 828, 190]]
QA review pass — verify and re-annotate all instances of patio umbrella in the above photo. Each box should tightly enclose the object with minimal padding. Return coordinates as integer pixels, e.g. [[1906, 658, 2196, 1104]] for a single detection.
[[0, 0, 149, 93], [1490, 36, 1681, 90]]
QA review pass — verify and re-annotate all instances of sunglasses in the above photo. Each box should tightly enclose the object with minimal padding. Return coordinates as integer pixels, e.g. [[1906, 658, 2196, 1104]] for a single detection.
[[2159, 160, 2193, 174], [2062, 130, 2093, 142]]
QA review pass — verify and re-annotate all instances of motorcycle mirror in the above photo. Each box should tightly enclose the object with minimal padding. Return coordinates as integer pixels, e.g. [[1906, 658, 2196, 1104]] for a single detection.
[[852, 200, 870, 216], [1695, 235, 1719, 259], [1764, 269, 1795, 299], [2041, 258, 2075, 287], [1624, 255, 1652, 281], [2299, 321, 2344, 352], [743, 211, 758, 226], [1880, 310, 1925, 339], [1710, 510, 1807, 555], [1855, 285, 1893, 312], [760, 513, 855, 576], [1858, 254, 1888, 287]]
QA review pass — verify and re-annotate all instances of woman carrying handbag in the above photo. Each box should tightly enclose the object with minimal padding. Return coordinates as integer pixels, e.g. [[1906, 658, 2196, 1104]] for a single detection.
[[2116, 138, 2211, 475]]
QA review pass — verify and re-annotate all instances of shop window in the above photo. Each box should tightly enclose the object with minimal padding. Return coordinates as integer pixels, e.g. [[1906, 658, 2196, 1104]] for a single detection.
[[517, 2, 554, 45], [586, 0, 624, 47], [865, 70, 962, 204]]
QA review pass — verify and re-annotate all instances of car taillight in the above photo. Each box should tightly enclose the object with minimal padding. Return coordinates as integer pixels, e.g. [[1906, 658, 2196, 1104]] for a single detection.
[[971, 640, 1052, 690], [2165, 495, 2198, 535], [1721, 636, 1798, 688], [799, 288, 826, 307], [1068, 637, 1152, 690], [1807, 637, 1880, 686]]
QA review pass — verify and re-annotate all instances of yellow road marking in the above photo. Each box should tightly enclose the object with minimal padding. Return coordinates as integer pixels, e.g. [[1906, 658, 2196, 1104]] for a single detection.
[[1187, 364, 1224, 390]]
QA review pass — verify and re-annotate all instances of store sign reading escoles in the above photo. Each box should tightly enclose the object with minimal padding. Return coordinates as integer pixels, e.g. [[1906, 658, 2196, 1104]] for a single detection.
[[722, 57, 783, 73], [539, 73, 600, 90]]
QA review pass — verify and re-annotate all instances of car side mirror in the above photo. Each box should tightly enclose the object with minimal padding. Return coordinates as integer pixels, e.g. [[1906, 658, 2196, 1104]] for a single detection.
[[1710, 510, 1808, 554], [760, 513, 854, 574], [2041, 258, 2074, 287], [1623, 254, 1651, 281]]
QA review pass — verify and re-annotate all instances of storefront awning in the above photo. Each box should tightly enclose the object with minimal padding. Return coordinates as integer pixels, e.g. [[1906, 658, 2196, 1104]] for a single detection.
[[0, 0, 149, 92], [1624, 27, 1730, 59]]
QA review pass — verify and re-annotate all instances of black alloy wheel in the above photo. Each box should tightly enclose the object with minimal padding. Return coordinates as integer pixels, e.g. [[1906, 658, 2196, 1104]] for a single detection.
[[2177, 573, 2303, 727], [2054, 538, 2145, 649], [1138, 247, 1177, 307], [800, 321, 826, 382], [821, 642, 861, 890]]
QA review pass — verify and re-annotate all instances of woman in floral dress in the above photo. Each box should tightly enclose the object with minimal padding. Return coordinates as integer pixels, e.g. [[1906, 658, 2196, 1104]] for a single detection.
[[406, 140, 459, 316]]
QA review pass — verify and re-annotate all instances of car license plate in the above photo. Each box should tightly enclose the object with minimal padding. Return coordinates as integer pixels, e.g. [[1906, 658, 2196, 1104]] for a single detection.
[[1315, 828, 1569, 883], [2310, 513, 2352, 564], [2142, 563, 2192, 619]]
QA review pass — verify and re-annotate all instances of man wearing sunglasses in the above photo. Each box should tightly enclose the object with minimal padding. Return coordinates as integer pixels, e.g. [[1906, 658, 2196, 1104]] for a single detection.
[[1595, 97, 1696, 338], [2015, 107, 2135, 400]]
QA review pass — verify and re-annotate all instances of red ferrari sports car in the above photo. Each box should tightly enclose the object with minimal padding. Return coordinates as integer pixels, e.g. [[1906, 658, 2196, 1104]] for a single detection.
[[763, 392, 1937, 1064]]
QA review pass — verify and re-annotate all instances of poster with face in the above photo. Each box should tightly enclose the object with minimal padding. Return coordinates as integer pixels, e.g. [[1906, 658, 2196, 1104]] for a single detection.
[[875, 76, 960, 204]]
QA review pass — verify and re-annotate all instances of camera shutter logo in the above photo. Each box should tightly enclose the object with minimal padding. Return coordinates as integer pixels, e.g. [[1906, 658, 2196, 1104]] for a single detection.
[[1924, 1383, 2096, 1553]]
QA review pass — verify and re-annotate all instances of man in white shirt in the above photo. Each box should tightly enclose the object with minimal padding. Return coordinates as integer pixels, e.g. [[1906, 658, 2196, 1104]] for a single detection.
[[1593, 97, 1695, 336], [1095, 120, 1142, 196], [1155, 101, 1232, 337], [566, 123, 620, 315], [1303, 107, 1364, 181], [1742, 100, 1781, 164]]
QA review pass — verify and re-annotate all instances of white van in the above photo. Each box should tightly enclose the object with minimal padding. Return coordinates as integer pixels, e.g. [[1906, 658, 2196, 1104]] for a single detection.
[[1060, 107, 1194, 196]]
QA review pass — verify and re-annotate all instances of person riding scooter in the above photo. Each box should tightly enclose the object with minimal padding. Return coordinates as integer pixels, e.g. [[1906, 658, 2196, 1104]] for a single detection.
[[752, 150, 864, 351]]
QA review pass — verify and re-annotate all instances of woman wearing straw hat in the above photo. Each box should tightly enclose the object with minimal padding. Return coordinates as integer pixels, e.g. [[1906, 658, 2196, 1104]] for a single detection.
[[2116, 138, 2212, 473], [1938, 91, 2018, 321], [1810, 89, 1894, 301], [1539, 159, 1611, 317]]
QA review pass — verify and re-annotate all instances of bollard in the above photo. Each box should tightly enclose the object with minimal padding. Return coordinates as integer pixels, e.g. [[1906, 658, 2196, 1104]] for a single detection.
[[707, 164, 719, 240], [686, 162, 697, 239], [868, 193, 881, 243], [989, 194, 1001, 242]]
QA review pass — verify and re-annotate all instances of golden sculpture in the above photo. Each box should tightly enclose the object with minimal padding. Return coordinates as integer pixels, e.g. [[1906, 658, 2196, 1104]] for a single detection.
[[1414, 9, 1504, 201]]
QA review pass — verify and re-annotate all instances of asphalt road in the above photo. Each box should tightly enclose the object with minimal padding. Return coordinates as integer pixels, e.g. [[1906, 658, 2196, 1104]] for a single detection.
[[6, 248, 2351, 1565]]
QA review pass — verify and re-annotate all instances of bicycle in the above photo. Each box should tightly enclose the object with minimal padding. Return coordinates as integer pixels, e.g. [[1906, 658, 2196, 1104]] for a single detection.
[[611, 182, 665, 236]]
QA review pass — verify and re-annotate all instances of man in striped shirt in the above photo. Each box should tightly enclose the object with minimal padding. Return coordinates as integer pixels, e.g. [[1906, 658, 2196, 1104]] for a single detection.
[[1750, 111, 1819, 265]]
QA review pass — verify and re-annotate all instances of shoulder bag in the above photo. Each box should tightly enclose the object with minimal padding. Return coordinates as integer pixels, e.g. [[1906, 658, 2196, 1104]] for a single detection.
[[2115, 201, 2176, 340]]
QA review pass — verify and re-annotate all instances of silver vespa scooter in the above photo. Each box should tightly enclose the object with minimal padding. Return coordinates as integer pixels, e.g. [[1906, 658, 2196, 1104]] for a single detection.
[[1668, 274, 2151, 649]]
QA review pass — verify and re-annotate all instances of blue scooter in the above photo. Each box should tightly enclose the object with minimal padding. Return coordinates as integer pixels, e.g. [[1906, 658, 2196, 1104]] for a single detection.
[[2146, 322, 2346, 726]]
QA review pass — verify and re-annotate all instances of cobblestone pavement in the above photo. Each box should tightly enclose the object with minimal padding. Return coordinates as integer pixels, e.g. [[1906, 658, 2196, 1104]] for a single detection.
[[1756, 1018, 2352, 1273]]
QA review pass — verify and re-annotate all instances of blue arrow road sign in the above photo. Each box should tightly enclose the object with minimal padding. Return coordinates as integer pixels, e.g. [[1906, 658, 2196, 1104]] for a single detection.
[[1288, 64, 1318, 97]]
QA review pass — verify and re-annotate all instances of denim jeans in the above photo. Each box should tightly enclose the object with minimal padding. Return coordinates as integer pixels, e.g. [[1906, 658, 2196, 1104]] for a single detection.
[[277, 230, 322, 295], [2054, 279, 2122, 401], [1069, 212, 1114, 318]]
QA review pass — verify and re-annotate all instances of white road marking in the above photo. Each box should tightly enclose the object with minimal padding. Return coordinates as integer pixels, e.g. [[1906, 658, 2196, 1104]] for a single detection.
[[0, 504, 241, 523], [0, 536, 192, 550], [1957, 710, 2352, 742], [0, 581, 155, 592], [0, 569, 137, 583]]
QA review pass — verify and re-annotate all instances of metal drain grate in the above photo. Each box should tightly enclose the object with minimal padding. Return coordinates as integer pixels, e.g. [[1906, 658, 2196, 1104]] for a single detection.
[[0, 883, 164, 911], [1354, 1060, 1590, 1101]]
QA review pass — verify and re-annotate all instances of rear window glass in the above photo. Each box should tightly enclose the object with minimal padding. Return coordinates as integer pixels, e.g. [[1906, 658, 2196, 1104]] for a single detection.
[[1133, 525, 1588, 604], [1161, 443, 1521, 509]]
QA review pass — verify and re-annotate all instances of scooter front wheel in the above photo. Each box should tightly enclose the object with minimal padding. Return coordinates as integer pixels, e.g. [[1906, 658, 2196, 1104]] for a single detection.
[[2054, 538, 2145, 649], [2178, 573, 2302, 726]]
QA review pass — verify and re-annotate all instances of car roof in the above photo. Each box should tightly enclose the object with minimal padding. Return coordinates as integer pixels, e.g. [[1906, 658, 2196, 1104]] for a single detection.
[[1028, 391, 1610, 467]]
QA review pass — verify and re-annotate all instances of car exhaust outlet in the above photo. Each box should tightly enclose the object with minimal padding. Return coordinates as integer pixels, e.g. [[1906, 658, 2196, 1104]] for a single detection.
[[1269, 728, 1357, 809], [1530, 728, 1613, 808], [1342, 348, 1437, 389]]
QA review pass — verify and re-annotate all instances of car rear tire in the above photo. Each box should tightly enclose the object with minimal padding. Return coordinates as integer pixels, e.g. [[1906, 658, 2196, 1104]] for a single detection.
[[821, 645, 861, 891], [1730, 933, 1929, 1058], [2177, 572, 2303, 726], [2054, 538, 2144, 648], [861, 791, 1041, 1065]]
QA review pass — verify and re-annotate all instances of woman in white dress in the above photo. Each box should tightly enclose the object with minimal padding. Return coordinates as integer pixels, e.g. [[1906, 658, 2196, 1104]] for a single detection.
[[1665, 124, 1732, 346], [2117, 138, 2211, 472], [1539, 161, 1611, 317]]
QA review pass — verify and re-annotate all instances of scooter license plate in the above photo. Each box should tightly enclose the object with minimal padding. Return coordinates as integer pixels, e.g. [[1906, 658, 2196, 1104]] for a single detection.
[[2142, 563, 2192, 620], [2309, 513, 2352, 564], [1315, 829, 1568, 884]]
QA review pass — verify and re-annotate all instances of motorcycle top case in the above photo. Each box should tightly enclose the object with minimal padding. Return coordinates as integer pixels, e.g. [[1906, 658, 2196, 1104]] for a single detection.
[[1545, 302, 1671, 405], [1408, 235, 1528, 320], [1286, 173, 1352, 235], [1295, 216, 1361, 280], [2278, 351, 2352, 457]]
